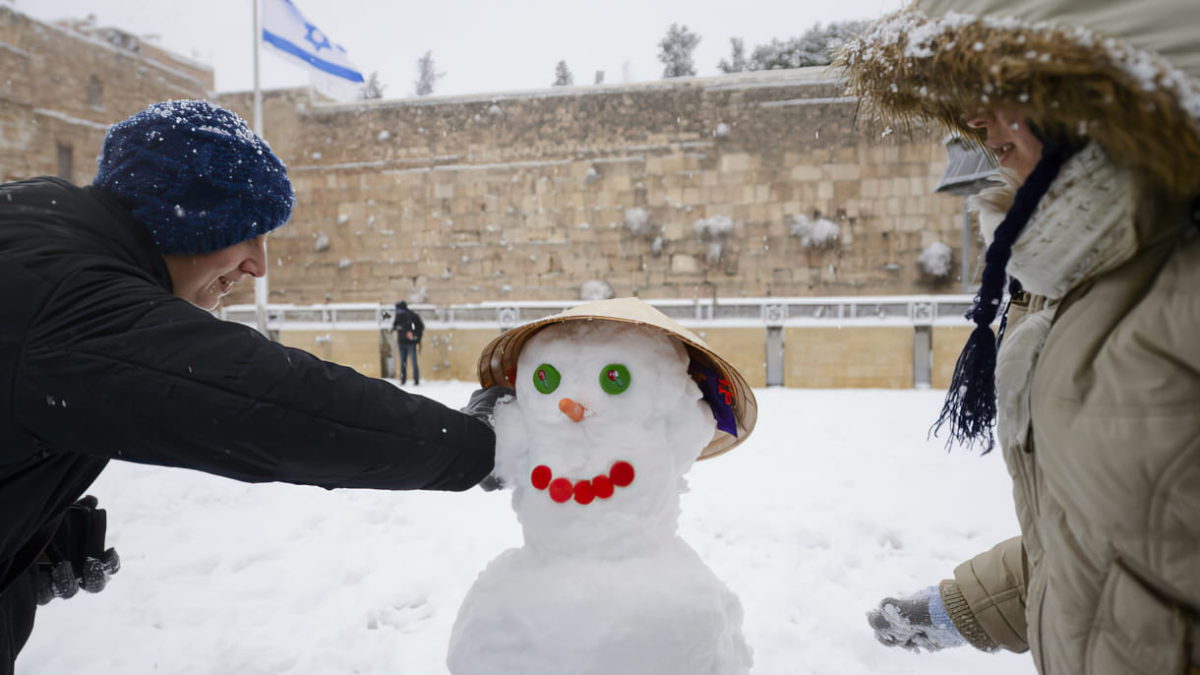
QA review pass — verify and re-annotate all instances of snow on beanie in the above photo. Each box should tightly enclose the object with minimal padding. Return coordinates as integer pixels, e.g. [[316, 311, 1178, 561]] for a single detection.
[[93, 100, 294, 255]]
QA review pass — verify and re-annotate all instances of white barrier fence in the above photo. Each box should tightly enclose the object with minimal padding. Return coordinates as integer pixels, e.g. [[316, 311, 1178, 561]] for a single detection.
[[219, 295, 977, 332]]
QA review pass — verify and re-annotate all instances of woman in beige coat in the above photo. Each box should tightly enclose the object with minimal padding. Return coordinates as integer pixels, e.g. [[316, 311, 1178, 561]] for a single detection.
[[839, 1, 1200, 673]]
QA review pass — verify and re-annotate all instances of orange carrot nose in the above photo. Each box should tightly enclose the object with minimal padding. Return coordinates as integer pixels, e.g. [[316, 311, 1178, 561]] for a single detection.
[[558, 397, 587, 422]]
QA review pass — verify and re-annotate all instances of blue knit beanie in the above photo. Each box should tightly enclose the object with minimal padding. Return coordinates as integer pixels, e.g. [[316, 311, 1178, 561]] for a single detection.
[[93, 100, 294, 255]]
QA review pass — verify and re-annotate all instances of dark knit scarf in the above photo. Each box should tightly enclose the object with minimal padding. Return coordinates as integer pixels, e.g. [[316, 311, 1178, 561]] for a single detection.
[[932, 142, 1078, 452]]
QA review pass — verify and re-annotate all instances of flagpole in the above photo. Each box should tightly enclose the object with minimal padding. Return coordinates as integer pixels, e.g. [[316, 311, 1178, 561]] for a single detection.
[[252, 0, 270, 337]]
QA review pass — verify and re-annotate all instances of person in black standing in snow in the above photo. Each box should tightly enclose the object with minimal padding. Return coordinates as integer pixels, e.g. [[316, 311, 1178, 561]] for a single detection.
[[0, 100, 508, 674], [391, 301, 425, 385]]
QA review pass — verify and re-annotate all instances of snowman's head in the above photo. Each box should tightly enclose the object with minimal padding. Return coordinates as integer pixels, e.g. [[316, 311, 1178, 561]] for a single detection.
[[492, 320, 715, 553]]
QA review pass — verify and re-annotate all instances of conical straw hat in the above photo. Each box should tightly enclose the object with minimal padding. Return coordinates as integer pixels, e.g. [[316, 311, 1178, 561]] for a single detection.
[[477, 297, 757, 459]]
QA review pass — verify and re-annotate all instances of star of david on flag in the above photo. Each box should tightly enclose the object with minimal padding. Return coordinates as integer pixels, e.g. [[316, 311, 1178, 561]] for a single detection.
[[261, 0, 365, 100]]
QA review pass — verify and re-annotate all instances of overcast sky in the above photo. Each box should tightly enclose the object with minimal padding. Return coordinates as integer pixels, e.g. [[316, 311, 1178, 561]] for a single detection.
[[22, 0, 903, 99]]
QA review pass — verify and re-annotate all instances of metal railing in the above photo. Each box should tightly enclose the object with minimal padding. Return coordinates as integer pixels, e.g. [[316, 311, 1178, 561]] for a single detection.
[[220, 295, 977, 331]]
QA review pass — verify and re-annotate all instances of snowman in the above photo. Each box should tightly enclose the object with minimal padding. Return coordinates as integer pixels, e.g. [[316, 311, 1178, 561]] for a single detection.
[[448, 298, 757, 675]]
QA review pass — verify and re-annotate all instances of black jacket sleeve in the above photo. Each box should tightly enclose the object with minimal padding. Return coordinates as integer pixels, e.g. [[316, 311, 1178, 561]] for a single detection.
[[14, 268, 493, 491]]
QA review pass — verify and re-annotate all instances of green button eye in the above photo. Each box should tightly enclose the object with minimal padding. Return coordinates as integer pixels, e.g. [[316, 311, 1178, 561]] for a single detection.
[[599, 364, 631, 395], [533, 363, 561, 394]]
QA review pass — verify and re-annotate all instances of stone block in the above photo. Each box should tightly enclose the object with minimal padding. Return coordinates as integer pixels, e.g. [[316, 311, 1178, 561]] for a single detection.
[[834, 180, 861, 203], [670, 254, 699, 274], [826, 163, 861, 181], [789, 164, 823, 182], [719, 153, 752, 172]]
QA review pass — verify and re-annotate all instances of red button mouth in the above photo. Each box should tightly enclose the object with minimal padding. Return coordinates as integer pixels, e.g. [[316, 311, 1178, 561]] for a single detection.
[[530, 461, 636, 504]]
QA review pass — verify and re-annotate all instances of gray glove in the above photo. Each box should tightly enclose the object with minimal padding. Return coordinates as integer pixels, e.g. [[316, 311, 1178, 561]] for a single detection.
[[867, 585, 966, 653], [477, 474, 505, 492], [460, 386, 514, 492], [459, 386, 514, 428]]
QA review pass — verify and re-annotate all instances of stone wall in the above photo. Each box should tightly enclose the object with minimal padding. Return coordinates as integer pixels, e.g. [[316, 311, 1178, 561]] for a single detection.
[[219, 69, 968, 307], [932, 325, 974, 390], [280, 329, 385, 378], [0, 7, 212, 184], [0, 39, 36, 181], [785, 326, 914, 388]]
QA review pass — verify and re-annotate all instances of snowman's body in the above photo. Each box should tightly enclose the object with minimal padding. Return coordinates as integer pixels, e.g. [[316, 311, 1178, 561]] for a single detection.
[[447, 322, 751, 675]]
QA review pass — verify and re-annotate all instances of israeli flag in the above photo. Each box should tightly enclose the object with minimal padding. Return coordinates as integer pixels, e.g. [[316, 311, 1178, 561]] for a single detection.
[[261, 0, 365, 100]]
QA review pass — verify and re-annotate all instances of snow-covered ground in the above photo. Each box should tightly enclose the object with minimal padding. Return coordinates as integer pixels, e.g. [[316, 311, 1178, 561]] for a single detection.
[[20, 383, 1035, 675]]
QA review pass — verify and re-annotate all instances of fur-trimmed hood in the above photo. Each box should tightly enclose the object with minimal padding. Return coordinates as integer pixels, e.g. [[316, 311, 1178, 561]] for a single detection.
[[838, 0, 1200, 199]]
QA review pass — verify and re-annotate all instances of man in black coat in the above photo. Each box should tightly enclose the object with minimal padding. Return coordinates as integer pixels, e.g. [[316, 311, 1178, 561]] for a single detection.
[[0, 100, 503, 673], [391, 301, 425, 385]]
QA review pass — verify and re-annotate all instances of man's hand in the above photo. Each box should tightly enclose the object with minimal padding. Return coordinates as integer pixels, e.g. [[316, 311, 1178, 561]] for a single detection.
[[477, 474, 505, 491], [867, 586, 965, 653], [459, 386, 514, 428], [36, 496, 121, 605], [460, 387, 514, 491]]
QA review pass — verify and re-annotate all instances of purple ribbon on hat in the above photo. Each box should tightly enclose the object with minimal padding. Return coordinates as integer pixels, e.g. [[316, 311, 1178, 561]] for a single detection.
[[690, 361, 738, 437]]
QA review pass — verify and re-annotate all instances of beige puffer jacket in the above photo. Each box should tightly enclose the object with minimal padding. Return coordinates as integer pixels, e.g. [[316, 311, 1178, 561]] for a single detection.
[[840, 1, 1200, 673], [946, 207, 1200, 674]]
